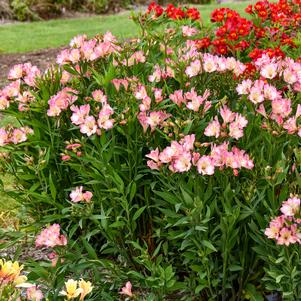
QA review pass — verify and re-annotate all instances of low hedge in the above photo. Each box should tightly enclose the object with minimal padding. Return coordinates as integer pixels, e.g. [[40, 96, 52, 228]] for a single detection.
[[4, 0, 212, 21]]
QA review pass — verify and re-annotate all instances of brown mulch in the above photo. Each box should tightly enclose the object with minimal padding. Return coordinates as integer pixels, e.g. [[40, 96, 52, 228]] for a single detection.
[[0, 47, 64, 87]]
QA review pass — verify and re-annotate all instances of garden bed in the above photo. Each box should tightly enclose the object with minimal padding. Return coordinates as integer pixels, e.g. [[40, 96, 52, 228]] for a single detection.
[[1, 0, 301, 300], [0, 47, 61, 87]]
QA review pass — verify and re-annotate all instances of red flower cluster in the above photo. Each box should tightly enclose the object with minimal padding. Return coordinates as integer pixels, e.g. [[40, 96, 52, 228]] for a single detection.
[[147, 2, 200, 20], [246, 0, 301, 26], [145, 1, 300, 62], [210, 8, 253, 55], [147, 2, 164, 17], [195, 37, 211, 50], [249, 47, 285, 61], [208, 0, 300, 58]]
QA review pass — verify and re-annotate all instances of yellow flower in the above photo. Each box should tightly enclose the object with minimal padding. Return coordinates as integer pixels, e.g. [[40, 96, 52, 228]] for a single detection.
[[0, 259, 25, 284], [78, 279, 93, 300], [14, 275, 28, 285], [60, 279, 82, 300]]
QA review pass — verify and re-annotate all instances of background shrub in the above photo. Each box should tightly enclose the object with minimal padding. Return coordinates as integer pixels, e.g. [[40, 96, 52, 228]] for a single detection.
[[7, 0, 213, 21], [0, 0, 13, 18], [10, 0, 38, 21]]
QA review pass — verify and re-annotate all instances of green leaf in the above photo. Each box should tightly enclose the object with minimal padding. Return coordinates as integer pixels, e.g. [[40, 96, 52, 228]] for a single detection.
[[201, 240, 217, 252], [133, 206, 146, 221], [154, 191, 179, 205], [129, 182, 137, 202], [49, 173, 56, 200], [244, 284, 264, 301], [82, 237, 98, 260], [180, 187, 193, 206]]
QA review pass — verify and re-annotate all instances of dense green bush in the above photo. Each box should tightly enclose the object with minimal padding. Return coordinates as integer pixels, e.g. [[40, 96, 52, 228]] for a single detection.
[[7, 0, 212, 21], [10, 0, 63, 21], [10, 0, 37, 21]]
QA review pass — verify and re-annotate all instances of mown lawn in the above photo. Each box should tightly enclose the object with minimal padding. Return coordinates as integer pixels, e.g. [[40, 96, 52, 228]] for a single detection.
[[0, 2, 254, 54]]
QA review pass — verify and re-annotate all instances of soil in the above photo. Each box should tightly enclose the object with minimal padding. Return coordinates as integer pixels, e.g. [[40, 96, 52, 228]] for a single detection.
[[0, 47, 64, 87]]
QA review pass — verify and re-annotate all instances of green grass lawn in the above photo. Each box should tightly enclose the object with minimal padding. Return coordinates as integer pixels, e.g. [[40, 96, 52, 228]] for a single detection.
[[0, 2, 253, 54]]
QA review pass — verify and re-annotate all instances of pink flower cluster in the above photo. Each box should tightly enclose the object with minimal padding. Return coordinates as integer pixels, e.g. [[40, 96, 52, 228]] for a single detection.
[[206, 142, 254, 175], [57, 32, 119, 65], [185, 53, 246, 78], [146, 134, 196, 172], [148, 64, 175, 83], [111, 78, 129, 91], [254, 55, 301, 91], [0, 81, 20, 110], [236, 57, 301, 135], [146, 135, 253, 175], [8, 62, 41, 87], [265, 196, 301, 246], [69, 186, 93, 203], [26, 286, 44, 301], [138, 111, 171, 132], [35, 224, 67, 248], [169, 88, 211, 113], [96, 91, 115, 131], [204, 105, 248, 140], [0, 63, 39, 111], [0, 126, 33, 146], [70, 89, 114, 136], [179, 40, 200, 62], [237, 78, 301, 137], [182, 26, 199, 37], [61, 143, 82, 161], [236, 79, 281, 104], [47, 87, 78, 117], [134, 85, 170, 132], [120, 50, 146, 66]]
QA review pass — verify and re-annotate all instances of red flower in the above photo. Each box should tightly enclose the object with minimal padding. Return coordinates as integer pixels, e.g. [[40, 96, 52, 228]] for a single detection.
[[147, 2, 164, 17], [155, 6, 164, 17], [216, 45, 228, 55], [254, 1, 267, 12], [216, 25, 227, 37], [196, 37, 211, 49], [228, 30, 239, 40], [211, 8, 226, 22], [249, 48, 264, 60], [245, 5, 254, 14], [281, 38, 297, 48], [257, 9, 268, 19], [166, 4, 185, 20], [235, 40, 250, 50], [186, 7, 201, 20]]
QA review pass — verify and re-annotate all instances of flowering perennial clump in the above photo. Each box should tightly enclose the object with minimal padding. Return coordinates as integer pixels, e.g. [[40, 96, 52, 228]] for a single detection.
[[1, 1, 301, 300]]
